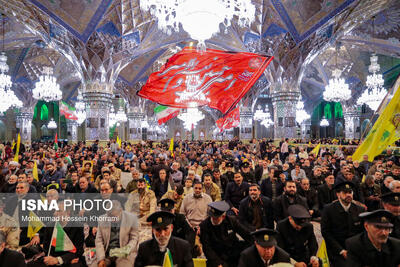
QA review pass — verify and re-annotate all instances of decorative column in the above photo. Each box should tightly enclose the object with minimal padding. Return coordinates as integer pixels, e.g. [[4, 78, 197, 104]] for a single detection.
[[15, 110, 34, 144], [82, 81, 113, 141], [127, 109, 144, 141], [271, 90, 300, 139], [239, 106, 253, 140], [343, 106, 361, 140], [66, 121, 78, 143]]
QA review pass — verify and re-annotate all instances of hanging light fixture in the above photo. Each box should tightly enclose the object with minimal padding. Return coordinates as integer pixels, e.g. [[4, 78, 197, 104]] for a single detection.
[[140, 0, 255, 51], [178, 106, 205, 131], [47, 118, 57, 129], [296, 100, 310, 124], [253, 105, 273, 128], [357, 16, 386, 111], [109, 106, 117, 126], [0, 14, 21, 113], [141, 119, 149, 128], [75, 91, 86, 125], [115, 106, 127, 123], [32, 66, 62, 102], [320, 117, 329, 127]]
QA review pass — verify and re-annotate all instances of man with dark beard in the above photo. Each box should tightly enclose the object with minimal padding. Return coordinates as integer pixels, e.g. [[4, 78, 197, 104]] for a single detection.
[[321, 181, 365, 267], [346, 209, 400, 266], [238, 184, 274, 231], [381, 192, 400, 239], [134, 211, 193, 267], [272, 180, 309, 222]]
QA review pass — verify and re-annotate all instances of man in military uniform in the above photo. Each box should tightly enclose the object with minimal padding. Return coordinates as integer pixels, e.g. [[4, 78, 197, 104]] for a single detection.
[[276, 204, 319, 265], [0, 199, 19, 249], [200, 201, 251, 267], [0, 231, 26, 267], [158, 199, 193, 246], [240, 162, 255, 184], [134, 211, 193, 267], [161, 185, 185, 213], [321, 181, 365, 267], [221, 162, 235, 182], [381, 192, 400, 239], [346, 209, 400, 266], [238, 228, 291, 267]]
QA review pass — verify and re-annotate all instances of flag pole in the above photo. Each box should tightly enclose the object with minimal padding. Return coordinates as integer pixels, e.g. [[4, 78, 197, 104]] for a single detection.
[[58, 100, 61, 141]]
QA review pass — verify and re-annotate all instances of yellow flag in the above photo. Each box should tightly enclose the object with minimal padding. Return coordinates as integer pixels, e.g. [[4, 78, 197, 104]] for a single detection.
[[352, 85, 400, 162], [310, 143, 321, 157], [27, 211, 44, 239], [193, 258, 207, 267], [116, 136, 121, 148], [361, 174, 366, 184], [13, 134, 21, 162], [33, 161, 39, 181], [317, 239, 330, 267], [11, 139, 15, 149], [163, 248, 173, 267], [169, 138, 174, 157]]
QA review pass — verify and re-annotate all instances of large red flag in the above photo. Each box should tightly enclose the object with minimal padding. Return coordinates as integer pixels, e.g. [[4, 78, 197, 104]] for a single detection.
[[138, 47, 273, 114], [216, 106, 240, 131]]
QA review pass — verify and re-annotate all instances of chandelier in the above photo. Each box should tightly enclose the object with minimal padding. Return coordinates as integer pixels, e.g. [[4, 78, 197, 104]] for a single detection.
[[109, 106, 117, 126], [320, 117, 329, 127], [140, 0, 255, 51], [47, 118, 57, 129], [323, 69, 351, 102], [115, 106, 127, 123], [0, 86, 23, 113], [0, 52, 11, 90], [253, 105, 273, 128], [178, 107, 205, 131], [357, 54, 386, 111], [296, 100, 310, 124], [32, 66, 62, 102], [75, 91, 86, 125], [141, 119, 149, 128]]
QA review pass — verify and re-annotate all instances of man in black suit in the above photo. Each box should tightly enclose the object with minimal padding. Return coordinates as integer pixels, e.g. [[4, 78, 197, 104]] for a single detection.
[[321, 181, 365, 267], [0, 231, 26, 267], [317, 174, 336, 211], [298, 178, 320, 218], [346, 209, 400, 267], [272, 180, 309, 222], [135, 211, 193, 267], [200, 201, 250, 267], [260, 168, 284, 201], [276, 205, 319, 265], [224, 172, 249, 216], [238, 228, 290, 267], [238, 183, 274, 231]]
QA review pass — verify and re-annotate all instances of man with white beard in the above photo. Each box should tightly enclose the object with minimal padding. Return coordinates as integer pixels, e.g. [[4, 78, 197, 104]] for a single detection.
[[134, 211, 193, 267]]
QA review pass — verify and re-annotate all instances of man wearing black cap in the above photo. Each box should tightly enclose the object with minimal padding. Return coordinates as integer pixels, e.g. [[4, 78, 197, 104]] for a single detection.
[[221, 162, 235, 182], [321, 181, 365, 267], [381, 192, 400, 239], [240, 162, 255, 184], [200, 201, 250, 267], [158, 199, 194, 246], [134, 211, 193, 267], [346, 209, 400, 266], [276, 205, 319, 265], [238, 228, 291, 267]]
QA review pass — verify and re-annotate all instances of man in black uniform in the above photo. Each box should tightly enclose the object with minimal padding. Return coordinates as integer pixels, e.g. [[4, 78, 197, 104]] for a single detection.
[[135, 211, 193, 267], [224, 172, 249, 216], [238, 228, 290, 267], [346, 209, 400, 267], [276, 205, 319, 265], [199, 201, 251, 267], [381, 192, 400, 239], [321, 181, 365, 267], [240, 162, 255, 184], [221, 162, 235, 182], [158, 199, 194, 247]]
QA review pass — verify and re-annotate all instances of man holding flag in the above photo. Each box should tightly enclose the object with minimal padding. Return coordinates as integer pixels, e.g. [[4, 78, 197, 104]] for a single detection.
[[135, 211, 193, 267], [39, 201, 84, 267]]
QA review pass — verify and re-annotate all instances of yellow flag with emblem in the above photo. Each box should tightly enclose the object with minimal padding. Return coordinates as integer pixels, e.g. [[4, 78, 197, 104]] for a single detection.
[[317, 239, 330, 267], [310, 143, 321, 157], [353, 85, 400, 162], [116, 136, 121, 148], [27, 211, 44, 239], [13, 133, 21, 162]]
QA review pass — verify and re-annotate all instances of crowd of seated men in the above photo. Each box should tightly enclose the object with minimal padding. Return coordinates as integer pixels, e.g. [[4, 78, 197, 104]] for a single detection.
[[0, 137, 399, 267]]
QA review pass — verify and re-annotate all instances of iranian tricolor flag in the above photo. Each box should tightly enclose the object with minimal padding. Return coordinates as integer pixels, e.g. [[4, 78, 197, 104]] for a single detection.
[[154, 105, 180, 125], [51, 222, 76, 253], [60, 101, 78, 120]]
